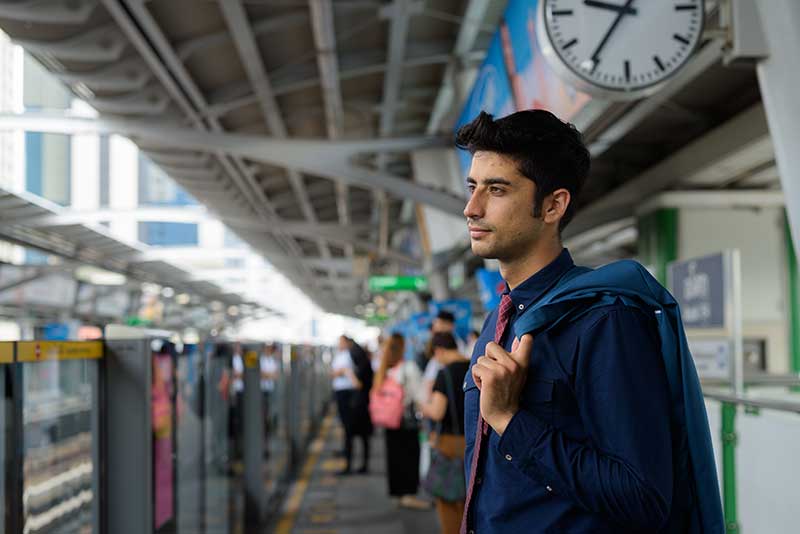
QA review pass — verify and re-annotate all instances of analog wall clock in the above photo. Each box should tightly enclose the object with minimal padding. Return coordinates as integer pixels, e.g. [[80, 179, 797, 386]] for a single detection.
[[537, 0, 705, 100]]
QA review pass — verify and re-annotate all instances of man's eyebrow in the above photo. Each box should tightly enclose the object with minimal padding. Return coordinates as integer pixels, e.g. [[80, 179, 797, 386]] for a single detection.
[[466, 177, 513, 186]]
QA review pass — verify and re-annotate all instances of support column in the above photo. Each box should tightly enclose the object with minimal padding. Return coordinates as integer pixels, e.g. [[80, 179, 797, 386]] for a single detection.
[[783, 214, 800, 377], [721, 403, 739, 534], [756, 0, 800, 259]]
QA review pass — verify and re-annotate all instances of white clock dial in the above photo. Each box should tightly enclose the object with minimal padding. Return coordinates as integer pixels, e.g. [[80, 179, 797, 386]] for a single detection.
[[537, 0, 704, 99]]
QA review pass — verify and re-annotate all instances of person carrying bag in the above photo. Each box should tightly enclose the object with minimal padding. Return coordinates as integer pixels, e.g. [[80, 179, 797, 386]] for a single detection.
[[422, 332, 469, 533]]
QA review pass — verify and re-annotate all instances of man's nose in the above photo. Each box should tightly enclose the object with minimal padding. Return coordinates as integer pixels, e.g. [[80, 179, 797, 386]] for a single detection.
[[464, 190, 484, 219]]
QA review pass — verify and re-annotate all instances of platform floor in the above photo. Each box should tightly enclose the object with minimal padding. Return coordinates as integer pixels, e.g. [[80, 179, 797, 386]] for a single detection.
[[274, 412, 440, 534]]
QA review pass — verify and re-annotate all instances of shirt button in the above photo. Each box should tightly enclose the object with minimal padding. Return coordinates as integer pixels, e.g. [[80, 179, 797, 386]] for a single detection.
[[476, 477, 482, 485], [505, 454, 513, 461], [518, 304, 524, 310], [546, 485, 553, 492], [469, 530, 475, 534]]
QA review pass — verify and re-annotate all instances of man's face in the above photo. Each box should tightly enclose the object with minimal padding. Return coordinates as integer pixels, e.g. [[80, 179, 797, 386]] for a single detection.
[[464, 151, 544, 261]]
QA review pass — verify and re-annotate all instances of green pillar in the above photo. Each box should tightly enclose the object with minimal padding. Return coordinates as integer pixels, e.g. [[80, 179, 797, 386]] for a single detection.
[[637, 208, 678, 285], [784, 213, 800, 376], [721, 403, 739, 533]]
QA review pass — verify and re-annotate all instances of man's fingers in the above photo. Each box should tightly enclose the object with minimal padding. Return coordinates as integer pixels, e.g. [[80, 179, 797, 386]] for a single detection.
[[485, 342, 519, 372], [510, 334, 534, 367]]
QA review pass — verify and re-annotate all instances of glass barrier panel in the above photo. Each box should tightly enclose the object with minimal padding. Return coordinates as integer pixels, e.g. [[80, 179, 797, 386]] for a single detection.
[[18, 342, 101, 534], [0, 342, 11, 534], [176, 344, 203, 534], [202, 342, 233, 534]]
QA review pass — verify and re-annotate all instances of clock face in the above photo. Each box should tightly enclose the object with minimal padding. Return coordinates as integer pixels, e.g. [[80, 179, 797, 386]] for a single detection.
[[538, 0, 704, 98]]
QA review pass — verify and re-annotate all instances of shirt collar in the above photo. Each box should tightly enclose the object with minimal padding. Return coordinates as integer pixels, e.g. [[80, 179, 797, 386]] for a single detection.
[[504, 248, 575, 314]]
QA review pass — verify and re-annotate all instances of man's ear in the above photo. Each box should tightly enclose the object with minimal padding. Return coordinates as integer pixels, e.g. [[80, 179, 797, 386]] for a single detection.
[[542, 188, 571, 226]]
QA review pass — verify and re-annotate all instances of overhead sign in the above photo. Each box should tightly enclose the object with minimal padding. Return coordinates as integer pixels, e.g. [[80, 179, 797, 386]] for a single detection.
[[368, 275, 428, 293], [0, 343, 12, 364], [17, 341, 104, 362], [668, 253, 726, 329]]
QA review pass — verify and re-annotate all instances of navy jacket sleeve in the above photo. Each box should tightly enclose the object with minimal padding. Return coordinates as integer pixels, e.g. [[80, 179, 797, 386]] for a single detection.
[[497, 306, 674, 530]]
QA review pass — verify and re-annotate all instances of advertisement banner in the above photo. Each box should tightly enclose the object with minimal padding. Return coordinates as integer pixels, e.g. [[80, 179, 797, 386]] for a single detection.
[[476, 268, 506, 312]]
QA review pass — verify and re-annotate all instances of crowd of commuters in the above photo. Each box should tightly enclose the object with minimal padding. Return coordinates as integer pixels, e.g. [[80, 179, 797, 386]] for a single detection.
[[328, 314, 470, 533]]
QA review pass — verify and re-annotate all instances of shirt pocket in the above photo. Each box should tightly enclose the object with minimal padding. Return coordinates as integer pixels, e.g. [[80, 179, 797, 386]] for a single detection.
[[520, 378, 554, 424]]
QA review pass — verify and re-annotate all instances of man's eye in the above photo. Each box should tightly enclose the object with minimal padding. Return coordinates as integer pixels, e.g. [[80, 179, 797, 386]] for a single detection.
[[467, 185, 476, 193], [489, 186, 504, 194]]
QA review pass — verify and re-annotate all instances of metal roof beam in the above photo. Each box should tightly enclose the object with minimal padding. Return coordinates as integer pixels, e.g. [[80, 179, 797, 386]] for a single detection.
[[176, 11, 310, 61], [427, 0, 492, 134], [220, 0, 334, 297], [310, 0, 355, 261], [0, 113, 463, 214], [102, 0, 327, 300], [204, 40, 456, 119]]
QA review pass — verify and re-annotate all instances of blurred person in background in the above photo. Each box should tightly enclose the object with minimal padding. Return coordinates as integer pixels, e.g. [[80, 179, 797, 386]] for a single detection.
[[421, 310, 460, 404], [373, 333, 429, 509], [345, 336, 375, 474], [230, 342, 245, 461], [331, 336, 358, 465], [333, 336, 374, 475], [422, 332, 469, 534], [260, 342, 280, 457]]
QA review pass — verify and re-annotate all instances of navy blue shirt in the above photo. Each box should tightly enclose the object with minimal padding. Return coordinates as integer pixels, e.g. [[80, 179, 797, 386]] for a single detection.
[[464, 249, 676, 533]]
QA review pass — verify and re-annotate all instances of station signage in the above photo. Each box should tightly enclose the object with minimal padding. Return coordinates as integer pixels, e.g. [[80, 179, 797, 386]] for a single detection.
[[368, 275, 428, 293], [668, 251, 743, 392], [17, 341, 104, 362], [668, 253, 726, 329]]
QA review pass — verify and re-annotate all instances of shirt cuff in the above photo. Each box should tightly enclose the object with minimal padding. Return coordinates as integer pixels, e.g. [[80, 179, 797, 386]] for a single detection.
[[495, 408, 548, 470]]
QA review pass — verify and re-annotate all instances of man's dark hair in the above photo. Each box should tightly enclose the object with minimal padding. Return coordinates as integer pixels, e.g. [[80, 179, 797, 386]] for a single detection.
[[431, 332, 458, 351], [436, 310, 456, 323], [455, 110, 590, 231]]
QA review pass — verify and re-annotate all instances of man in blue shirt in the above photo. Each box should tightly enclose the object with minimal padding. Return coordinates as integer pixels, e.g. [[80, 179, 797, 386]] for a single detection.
[[458, 110, 696, 533]]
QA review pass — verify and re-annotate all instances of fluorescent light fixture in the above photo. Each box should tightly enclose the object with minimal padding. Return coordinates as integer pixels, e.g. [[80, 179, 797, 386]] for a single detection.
[[75, 266, 127, 286]]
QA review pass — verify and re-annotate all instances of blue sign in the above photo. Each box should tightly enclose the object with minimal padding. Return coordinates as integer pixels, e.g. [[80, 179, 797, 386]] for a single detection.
[[476, 268, 506, 312], [668, 253, 726, 329], [429, 300, 472, 342], [43, 322, 70, 341]]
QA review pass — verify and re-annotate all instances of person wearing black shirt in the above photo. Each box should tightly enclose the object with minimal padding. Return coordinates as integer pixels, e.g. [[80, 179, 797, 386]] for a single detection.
[[422, 332, 469, 534]]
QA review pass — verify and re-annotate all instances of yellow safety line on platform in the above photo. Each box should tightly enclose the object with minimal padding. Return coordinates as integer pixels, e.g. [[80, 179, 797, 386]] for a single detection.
[[0, 342, 12, 364], [17, 341, 103, 362], [275, 410, 335, 534]]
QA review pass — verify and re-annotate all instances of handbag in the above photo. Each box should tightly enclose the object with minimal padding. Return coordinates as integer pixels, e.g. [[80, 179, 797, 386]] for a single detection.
[[369, 367, 405, 429], [422, 366, 466, 502]]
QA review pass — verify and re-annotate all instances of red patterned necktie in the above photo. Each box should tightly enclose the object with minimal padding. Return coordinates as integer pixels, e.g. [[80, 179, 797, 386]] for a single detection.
[[460, 293, 514, 534]]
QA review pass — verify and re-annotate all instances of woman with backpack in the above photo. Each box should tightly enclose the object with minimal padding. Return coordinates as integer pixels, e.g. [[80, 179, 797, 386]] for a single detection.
[[371, 333, 429, 509]]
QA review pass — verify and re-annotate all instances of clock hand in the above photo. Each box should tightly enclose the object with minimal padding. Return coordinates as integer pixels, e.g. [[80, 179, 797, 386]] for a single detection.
[[588, 0, 636, 73], [583, 0, 637, 15]]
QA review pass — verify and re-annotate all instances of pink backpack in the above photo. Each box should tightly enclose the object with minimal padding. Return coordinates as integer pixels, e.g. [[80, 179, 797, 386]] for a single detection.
[[369, 370, 405, 429]]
